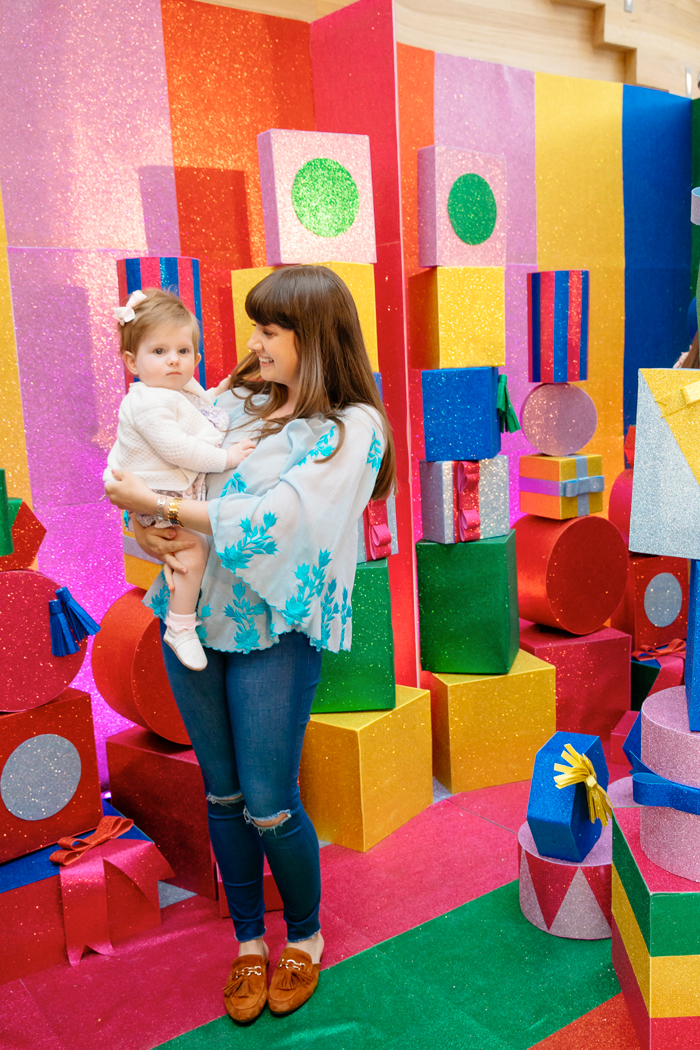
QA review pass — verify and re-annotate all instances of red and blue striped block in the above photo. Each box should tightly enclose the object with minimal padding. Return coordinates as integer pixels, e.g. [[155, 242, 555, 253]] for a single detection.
[[116, 257, 206, 389], [528, 270, 589, 383]]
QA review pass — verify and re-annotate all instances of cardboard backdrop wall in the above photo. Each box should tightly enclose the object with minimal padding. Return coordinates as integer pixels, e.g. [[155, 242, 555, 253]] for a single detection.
[[0, 0, 694, 781]]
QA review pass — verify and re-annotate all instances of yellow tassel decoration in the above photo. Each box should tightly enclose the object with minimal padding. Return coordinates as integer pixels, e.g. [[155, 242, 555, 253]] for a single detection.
[[553, 743, 613, 827]]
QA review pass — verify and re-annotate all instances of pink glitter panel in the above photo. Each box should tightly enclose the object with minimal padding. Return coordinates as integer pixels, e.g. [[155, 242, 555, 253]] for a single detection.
[[503, 265, 539, 524], [257, 129, 377, 265], [417, 145, 506, 267], [434, 54, 536, 266], [642, 687, 700, 789], [0, 0, 179, 253]]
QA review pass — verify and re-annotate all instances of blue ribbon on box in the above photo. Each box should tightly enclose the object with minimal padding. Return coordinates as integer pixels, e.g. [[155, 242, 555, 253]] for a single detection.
[[632, 772, 700, 816]]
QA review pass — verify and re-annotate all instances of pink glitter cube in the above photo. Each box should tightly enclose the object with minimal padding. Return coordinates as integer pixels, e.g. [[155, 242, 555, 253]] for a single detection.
[[257, 130, 377, 265], [418, 145, 506, 268]]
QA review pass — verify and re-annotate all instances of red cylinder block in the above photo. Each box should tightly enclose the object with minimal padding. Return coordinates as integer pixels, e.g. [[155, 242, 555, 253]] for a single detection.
[[0, 570, 86, 711], [514, 515, 628, 634], [92, 588, 190, 746], [608, 468, 634, 547]]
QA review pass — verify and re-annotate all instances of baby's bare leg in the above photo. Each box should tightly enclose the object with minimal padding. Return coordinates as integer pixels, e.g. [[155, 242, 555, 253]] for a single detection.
[[167, 529, 210, 616]]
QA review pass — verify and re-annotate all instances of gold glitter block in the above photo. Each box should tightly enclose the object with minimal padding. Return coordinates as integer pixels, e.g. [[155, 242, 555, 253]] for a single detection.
[[231, 266, 276, 363], [124, 554, 161, 591], [299, 685, 433, 852], [319, 262, 378, 372], [408, 266, 505, 369], [426, 649, 556, 792]]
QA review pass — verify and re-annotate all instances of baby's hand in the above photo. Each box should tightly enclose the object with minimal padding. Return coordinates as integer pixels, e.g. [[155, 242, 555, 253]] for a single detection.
[[225, 439, 256, 469]]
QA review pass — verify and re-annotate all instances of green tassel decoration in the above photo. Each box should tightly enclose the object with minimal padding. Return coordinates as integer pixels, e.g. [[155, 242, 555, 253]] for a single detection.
[[0, 470, 14, 558], [497, 375, 521, 434]]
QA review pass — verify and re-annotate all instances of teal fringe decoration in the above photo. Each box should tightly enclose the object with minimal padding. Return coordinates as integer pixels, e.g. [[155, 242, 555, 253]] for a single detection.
[[55, 587, 100, 644], [497, 375, 521, 434], [49, 599, 79, 656]]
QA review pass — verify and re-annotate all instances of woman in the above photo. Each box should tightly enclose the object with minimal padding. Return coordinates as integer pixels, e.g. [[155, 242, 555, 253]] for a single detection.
[[105, 265, 396, 1023]]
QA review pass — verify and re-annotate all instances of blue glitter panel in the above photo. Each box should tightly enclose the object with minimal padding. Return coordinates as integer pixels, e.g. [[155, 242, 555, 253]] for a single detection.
[[527, 731, 609, 863], [160, 256, 179, 293], [422, 367, 500, 462]]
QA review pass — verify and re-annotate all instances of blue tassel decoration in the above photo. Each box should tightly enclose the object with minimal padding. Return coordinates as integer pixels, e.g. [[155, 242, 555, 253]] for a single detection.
[[49, 599, 80, 656], [55, 586, 100, 644]]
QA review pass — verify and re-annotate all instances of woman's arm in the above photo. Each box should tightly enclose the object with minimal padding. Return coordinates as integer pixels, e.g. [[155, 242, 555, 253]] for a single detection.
[[106, 469, 212, 563]]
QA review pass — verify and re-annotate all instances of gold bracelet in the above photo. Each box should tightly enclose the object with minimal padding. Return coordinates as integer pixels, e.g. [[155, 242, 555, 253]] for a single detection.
[[167, 497, 183, 526]]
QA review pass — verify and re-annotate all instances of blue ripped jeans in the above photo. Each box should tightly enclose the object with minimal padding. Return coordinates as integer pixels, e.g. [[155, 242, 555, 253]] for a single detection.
[[160, 625, 323, 943]]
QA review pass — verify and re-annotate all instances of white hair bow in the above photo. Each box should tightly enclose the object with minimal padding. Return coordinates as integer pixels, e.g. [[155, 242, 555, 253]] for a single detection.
[[113, 289, 147, 325]]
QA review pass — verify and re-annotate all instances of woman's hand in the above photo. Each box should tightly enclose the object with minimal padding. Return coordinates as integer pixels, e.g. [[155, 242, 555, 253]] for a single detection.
[[132, 519, 195, 591], [105, 469, 157, 515]]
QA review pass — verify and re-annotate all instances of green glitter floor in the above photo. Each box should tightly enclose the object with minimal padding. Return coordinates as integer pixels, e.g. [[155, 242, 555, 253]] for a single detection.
[[155, 881, 620, 1050]]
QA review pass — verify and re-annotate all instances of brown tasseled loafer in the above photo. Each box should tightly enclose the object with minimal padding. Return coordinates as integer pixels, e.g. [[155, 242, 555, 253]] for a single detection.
[[268, 947, 320, 1016], [223, 954, 269, 1024]]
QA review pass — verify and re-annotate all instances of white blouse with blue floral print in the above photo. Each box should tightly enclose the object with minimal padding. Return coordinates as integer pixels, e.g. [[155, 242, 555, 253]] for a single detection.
[[143, 386, 386, 654]]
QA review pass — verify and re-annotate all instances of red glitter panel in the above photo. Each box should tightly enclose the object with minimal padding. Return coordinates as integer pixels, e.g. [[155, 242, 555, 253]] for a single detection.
[[161, 0, 314, 384], [539, 271, 555, 381], [106, 726, 216, 899], [91, 588, 189, 746], [0, 502, 46, 572], [567, 269, 582, 381], [610, 554, 688, 650], [0, 689, 102, 863], [0, 570, 86, 712], [609, 467, 634, 546], [529, 993, 641, 1050], [397, 43, 434, 281], [520, 623, 631, 739], [514, 515, 629, 634], [311, 0, 419, 685]]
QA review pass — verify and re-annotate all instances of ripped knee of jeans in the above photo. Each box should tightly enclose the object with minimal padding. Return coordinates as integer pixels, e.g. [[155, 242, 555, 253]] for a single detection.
[[243, 807, 291, 835], [206, 790, 244, 808]]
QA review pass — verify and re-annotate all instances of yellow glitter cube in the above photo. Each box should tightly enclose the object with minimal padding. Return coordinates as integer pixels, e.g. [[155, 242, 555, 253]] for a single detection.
[[231, 263, 379, 371], [409, 266, 505, 370], [299, 685, 433, 852], [425, 649, 556, 792]]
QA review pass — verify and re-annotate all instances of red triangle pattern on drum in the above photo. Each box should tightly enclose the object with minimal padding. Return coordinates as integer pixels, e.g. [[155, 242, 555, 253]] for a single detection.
[[583, 864, 612, 925], [525, 850, 577, 930]]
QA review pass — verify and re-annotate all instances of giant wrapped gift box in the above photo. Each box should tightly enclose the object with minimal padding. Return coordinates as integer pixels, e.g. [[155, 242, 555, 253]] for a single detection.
[[419, 455, 509, 544], [527, 269, 589, 383], [106, 726, 217, 899], [518, 453, 603, 520], [421, 367, 500, 462], [416, 531, 519, 674], [409, 265, 505, 369], [519, 622, 631, 739], [425, 649, 555, 792], [0, 802, 172, 985], [0, 688, 102, 863], [313, 558, 395, 714], [612, 807, 700, 1048], [610, 554, 688, 650], [299, 686, 432, 852]]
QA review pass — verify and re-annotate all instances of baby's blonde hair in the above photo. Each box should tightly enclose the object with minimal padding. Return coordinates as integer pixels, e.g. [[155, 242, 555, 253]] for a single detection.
[[118, 287, 200, 360]]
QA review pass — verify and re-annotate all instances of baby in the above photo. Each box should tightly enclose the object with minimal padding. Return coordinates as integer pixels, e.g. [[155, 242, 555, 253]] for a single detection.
[[106, 287, 254, 671]]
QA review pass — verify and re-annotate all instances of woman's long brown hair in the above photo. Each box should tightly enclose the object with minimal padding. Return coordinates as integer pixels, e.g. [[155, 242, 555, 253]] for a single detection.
[[227, 266, 396, 501], [681, 331, 699, 368]]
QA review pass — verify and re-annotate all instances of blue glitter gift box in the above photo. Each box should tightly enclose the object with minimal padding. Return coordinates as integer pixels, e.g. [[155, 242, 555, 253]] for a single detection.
[[527, 731, 609, 863], [422, 367, 501, 462]]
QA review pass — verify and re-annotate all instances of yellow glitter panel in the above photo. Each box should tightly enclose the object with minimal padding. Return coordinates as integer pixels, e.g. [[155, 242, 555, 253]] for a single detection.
[[409, 266, 505, 370], [230, 266, 275, 363], [426, 649, 556, 793], [612, 865, 700, 1017], [124, 553, 162, 591], [535, 77, 625, 513], [299, 686, 433, 852], [319, 262, 379, 372], [642, 368, 700, 486], [0, 189, 31, 503]]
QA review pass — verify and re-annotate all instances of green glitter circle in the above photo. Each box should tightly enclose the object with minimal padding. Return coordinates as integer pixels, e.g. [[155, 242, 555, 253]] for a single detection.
[[447, 173, 497, 245], [291, 158, 360, 238]]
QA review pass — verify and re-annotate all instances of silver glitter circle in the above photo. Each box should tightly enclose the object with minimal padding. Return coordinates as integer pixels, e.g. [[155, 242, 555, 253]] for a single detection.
[[644, 572, 683, 628], [0, 735, 82, 821]]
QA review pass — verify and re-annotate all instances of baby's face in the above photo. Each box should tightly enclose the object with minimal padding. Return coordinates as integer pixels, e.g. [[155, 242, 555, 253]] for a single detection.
[[125, 323, 200, 391]]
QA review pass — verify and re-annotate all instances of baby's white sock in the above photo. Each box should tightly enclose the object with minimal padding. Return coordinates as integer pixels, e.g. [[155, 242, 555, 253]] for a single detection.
[[165, 611, 198, 633]]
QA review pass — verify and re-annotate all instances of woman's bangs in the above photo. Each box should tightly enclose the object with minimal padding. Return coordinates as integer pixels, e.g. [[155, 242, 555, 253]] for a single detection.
[[245, 274, 297, 331]]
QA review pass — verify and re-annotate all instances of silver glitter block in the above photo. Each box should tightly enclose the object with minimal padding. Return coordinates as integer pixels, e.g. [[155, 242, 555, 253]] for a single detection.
[[419, 455, 509, 543], [629, 372, 700, 559]]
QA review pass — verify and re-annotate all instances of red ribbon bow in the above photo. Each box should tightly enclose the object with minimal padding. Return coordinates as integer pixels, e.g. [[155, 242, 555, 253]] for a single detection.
[[632, 639, 686, 662], [454, 462, 480, 542], [364, 499, 392, 560], [50, 814, 173, 966]]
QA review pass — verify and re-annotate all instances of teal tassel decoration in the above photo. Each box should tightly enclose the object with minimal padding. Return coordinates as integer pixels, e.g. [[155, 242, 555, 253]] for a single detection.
[[497, 375, 521, 434], [55, 587, 100, 644], [49, 599, 80, 656]]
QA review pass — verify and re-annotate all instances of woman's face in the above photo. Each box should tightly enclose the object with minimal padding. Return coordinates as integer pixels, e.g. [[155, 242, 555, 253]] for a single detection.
[[247, 322, 300, 389]]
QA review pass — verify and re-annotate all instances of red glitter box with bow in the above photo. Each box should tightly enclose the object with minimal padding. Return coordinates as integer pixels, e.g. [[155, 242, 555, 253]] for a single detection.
[[0, 802, 173, 985], [610, 554, 688, 650], [419, 455, 509, 544], [357, 496, 399, 562]]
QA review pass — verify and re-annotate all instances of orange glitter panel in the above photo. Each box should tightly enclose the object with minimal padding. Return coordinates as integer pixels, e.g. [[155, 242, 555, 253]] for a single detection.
[[161, 0, 315, 383], [397, 43, 435, 281]]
